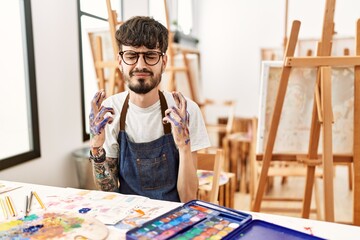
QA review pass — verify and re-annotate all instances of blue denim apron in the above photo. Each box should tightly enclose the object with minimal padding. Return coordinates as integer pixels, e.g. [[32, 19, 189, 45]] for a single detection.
[[117, 91, 180, 202]]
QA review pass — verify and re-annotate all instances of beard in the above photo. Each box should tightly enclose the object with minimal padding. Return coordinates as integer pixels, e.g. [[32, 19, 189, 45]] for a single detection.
[[124, 69, 162, 94]]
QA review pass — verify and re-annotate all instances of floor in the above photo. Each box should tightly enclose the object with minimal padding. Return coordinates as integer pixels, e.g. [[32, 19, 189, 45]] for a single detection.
[[233, 165, 353, 224]]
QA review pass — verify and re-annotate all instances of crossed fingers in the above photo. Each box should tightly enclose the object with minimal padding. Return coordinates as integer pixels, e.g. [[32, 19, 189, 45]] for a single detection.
[[89, 90, 114, 135], [163, 92, 190, 146]]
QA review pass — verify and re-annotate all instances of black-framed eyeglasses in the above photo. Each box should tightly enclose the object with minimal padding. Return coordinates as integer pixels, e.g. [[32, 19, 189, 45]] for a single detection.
[[119, 50, 164, 66]]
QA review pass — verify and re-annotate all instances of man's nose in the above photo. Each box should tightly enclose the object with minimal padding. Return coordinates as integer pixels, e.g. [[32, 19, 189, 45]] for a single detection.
[[135, 54, 147, 67]]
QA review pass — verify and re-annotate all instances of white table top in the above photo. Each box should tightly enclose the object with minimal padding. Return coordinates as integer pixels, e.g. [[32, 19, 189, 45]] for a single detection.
[[1, 180, 360, 240]]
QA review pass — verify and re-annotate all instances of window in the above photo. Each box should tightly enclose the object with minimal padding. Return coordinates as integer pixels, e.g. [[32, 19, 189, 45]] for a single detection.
[[0, 0, 40, 170], [177, 0, 193, 34], [77, 0, 122, 141], [149, 0, 193, 34]]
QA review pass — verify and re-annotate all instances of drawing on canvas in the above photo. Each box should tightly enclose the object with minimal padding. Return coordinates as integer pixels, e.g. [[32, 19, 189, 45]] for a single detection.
[[257, 61, 354, 154]]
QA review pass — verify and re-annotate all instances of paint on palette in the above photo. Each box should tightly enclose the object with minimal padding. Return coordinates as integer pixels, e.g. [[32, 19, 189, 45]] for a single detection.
[[127, 201, 325, 240], [0, 211, 108, 239], [126, 203, 244, 240]]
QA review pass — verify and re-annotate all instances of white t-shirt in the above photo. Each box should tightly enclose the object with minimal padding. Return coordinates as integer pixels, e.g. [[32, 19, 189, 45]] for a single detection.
[[102, 91, 211, 158]]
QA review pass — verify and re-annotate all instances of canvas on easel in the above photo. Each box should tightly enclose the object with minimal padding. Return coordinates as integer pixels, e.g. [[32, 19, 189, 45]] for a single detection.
[[297, 36, 356, 57], [257, 61, 354, 155]]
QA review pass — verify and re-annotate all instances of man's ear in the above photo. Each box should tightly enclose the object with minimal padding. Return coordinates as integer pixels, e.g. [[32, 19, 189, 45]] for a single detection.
[[117, 54, 123, 72], [162, 54, 168, 73]]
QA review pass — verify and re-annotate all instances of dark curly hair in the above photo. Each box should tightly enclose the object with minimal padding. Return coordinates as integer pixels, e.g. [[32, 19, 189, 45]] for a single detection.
[[115, 16, 168, 53]]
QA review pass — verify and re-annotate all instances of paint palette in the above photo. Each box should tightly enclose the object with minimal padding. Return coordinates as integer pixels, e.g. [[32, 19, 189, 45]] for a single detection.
[[126, 200, 325, 240], [0, 211, 109, 239]]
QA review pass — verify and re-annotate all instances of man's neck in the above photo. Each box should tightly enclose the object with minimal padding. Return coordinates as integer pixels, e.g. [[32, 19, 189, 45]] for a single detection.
[[129, 88, 160, 108]]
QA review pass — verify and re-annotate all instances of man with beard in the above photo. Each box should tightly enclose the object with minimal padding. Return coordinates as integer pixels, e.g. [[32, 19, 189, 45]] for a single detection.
[[89, 16, 210, 202]]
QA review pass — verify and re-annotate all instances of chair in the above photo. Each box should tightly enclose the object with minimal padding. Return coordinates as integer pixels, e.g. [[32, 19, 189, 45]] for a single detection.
[[199, 99, 236, 148], [196, 148, 225, 204], [222, 117, 253, 193]]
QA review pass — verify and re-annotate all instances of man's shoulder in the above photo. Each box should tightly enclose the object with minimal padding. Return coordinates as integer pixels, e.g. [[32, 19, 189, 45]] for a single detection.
[[162, 91, 199, 110], [103, 91, 129, 107]]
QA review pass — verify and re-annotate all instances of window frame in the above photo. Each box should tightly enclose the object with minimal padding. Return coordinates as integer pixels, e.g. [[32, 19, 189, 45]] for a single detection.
[[0, 0, 41, 170]]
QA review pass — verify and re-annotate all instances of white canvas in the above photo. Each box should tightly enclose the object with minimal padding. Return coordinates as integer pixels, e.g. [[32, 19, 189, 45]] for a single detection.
[[257, 61, 354, 155]]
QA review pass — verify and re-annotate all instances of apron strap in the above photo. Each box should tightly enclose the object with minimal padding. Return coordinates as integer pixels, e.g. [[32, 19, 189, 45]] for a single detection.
[[119, 94, 129, 131], [120, 91, 172, 134], [159, 91, 172, 134]]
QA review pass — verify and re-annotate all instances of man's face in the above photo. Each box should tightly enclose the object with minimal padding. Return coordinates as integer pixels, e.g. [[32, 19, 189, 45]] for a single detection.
[[119, 46, 167, 94]]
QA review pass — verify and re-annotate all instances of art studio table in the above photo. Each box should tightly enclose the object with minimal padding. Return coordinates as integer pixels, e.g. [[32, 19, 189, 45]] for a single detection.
[[1, 180, 360, 239]]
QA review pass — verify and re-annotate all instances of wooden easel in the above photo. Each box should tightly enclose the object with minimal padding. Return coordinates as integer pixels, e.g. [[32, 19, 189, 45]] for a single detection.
[[163, 0, 200, 103], [88, 31, 122, 96], [104, 0, 125, 95], [252, 0, 360, 225], [87, 0, 125, 97]]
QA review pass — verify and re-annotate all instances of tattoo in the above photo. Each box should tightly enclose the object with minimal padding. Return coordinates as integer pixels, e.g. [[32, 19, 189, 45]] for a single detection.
[[92, 157, 119, 192]]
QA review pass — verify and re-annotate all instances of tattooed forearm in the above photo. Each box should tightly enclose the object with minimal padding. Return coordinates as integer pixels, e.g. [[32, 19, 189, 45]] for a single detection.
[[92, 157, 119, 192]]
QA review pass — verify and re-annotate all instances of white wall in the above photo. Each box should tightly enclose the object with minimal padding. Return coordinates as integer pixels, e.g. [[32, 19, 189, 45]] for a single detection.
[[123, 0, 148, 20], [1, 0, 86, 187], [1, 0, 359, 186]]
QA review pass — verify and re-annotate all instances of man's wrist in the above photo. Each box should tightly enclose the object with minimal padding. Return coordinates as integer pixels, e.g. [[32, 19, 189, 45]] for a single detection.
[[177, 143, 191, 152], [92, 145, 105, 155], [90, 147, 106, 163]]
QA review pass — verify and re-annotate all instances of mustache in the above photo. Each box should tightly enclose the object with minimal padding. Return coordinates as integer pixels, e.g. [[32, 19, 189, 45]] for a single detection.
[[130, 69, 153, 77]]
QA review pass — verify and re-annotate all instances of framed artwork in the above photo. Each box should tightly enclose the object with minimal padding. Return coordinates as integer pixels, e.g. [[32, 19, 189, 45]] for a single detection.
[[257, 61, 354, 155]]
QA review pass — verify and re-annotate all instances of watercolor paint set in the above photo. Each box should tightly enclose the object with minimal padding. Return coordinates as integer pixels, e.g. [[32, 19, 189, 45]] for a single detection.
[[126, 200, 325, 240]]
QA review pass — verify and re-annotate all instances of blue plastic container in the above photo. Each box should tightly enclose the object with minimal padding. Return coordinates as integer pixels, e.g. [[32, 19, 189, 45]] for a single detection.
[[126, 200, 326, 240]]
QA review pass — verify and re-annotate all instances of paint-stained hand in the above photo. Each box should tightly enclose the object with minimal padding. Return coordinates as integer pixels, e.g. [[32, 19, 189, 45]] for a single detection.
[[89, 90, 114, 148], [163, 92, 190, 148]]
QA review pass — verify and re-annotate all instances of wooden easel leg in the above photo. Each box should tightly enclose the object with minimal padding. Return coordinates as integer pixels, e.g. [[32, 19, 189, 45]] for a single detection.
[[222, 137, 230, 172], [108, 68, 117, 96], [321, 66, 335, 222], [167, 70, 176, 92], [353, 18, 360, 226], [94, 36, 105, 90], [249, 118, 258, 209], [252, 20, 301, 212], [182, 52, 197, 102], [314, 178, 322, 220], [302, 166, 316, 218], [115, 68, 125, 93], [302, 69, 322, 219], [348, 163, 353, 191]]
